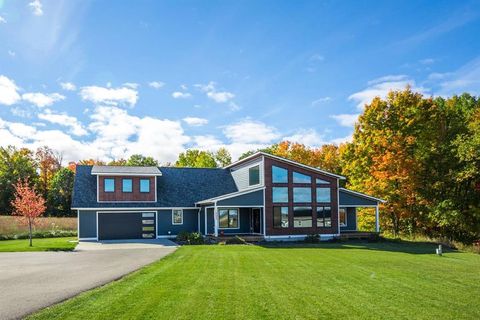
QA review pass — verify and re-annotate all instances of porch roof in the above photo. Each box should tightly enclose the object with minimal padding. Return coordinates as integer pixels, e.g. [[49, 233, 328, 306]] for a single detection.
[[339, 188, 385, 206]]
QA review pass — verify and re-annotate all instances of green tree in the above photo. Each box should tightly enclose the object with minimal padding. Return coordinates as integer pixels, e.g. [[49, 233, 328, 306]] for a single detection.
[[48, 168, 75, 216], [0, 146, 38, 214], [175, 150, 217, 168], [214, 148, 232, 167], [126, 154, 159, 166]]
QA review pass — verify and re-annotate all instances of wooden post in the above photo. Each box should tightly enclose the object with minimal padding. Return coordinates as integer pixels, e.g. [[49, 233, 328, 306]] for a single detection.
[[375, 206, 380, 233]]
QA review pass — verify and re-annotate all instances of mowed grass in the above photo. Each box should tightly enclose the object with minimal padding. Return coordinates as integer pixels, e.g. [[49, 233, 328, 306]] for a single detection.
[[0, 215, 77, 236], [30, 241, 480, 320], [0, 237, 77, 252]]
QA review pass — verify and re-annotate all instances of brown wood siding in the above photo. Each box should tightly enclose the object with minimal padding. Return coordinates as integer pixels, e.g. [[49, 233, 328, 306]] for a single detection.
[[264, 157, 338, 236], [98, 176, 156, 202]]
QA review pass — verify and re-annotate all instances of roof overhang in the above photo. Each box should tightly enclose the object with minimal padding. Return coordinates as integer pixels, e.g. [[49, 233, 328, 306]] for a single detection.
[[91, 165, 162, 176], [339, 188, 385, 203], [196, 186, 265, 205], [225, 152, 346, 180]]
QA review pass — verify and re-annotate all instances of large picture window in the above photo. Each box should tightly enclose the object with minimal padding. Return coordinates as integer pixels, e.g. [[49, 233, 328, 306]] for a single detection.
[[293, 171, 311, 184], [122, 179, 132, 193], [316, 188, 331, 202], [172, 209, 183, 225], [293, 206, 312, 228], [249, 165, 260, 186], [272, 166, 288, 183], [273, 207, 289, 228], [272, 187, 288, 203], [140, 179, 150, 193], [293, 187, 311, 203], [219, 208, 239, 229], [317, 206, 332, 227], [316, 178, 330, 184], [104, 178, 115, 192]]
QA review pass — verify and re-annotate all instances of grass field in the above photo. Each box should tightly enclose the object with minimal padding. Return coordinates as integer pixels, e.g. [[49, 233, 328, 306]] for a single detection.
[[0, 237, 77, 252], [0, 215, 77, 236], [29, 241, 480, 320]]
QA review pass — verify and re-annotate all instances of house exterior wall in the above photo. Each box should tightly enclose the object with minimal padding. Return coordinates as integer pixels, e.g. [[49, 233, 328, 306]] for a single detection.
[[98, 176, 156, 202], [339, 191, 377, 206], [217, 190, 264, 206], [264, 157, 339, 236], [157, 209, 199, 236], [230, 156, 264, 190], [78, 210, 97, 239], [340, 207, 357, 231]]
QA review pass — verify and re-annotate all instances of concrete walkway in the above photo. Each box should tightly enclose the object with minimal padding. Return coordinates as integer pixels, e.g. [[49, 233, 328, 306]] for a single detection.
[[0, 239, 177, 320]]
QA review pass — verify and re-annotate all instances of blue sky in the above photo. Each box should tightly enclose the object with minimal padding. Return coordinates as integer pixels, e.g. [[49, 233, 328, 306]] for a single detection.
[[0, 0, 479, 163]]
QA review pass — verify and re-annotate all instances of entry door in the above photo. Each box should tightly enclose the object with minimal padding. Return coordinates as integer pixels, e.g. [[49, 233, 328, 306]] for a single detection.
[[252, 209, 261, 234]]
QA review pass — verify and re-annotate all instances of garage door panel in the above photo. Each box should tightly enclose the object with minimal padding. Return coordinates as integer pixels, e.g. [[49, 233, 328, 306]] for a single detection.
[[98, 212, 156, 240]]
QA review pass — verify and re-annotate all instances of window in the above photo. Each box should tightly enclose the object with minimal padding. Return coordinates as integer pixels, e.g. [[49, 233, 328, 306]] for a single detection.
[[249, 165, 260, 186], [273, 207, 289, 228], [339, 208, 347, 226], [104, 178, 115, 192], [272, 187, 288, 203], [317, 206, 332, 227], [142, 212, 155, 218], [293, 171, 311, 184], [140, 179, 150, 193], [172, 209, 183, 225], [122, 179, 132, 193], [272, 165, 288, 183], [316, 188, 331, 202], [293, 206, 312, 228], [219, 208, 239, 228], [316, 178, 330, 184], [293, 187, 311, 202]]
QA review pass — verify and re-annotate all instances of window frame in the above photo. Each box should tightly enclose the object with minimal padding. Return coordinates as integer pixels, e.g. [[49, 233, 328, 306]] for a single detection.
[[172, 209, 184, 225], [272, 165, 288, 183], [273, 206, 289, 229], [140, 179, 150, 193], [316, 206, 332, 228], [122, 178, 133, 193], [293, 187, 312, 203], [218, 208, 240, 229], [339, 208, 347, 227], [104, 178, 115, 193], [293, 171, 312, 184], [316, 187, 331, 203], [293, 206, 313, 228], [272, 187, 289, 203], [248, 165, 260, 186]]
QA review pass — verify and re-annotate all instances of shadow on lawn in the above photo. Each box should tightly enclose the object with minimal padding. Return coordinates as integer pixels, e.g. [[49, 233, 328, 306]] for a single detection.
[[259, 239, 459, 255]]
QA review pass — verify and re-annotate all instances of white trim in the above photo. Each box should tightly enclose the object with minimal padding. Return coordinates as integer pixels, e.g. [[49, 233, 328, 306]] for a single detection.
[[78, 237, 97, 241], [96, 210, 157, 241], [336, 205, 379, 208], [172, 209, 183, 225], [337, 179, 340, 236], [195, 186, 265, 205], [197, 208, 200, 233], [72, 207, 198, 210], [262, 183, 266, 236], [375, 206, 380, 232], [77, 209, 80, 240], [225, 152, 345, 180], [96, 211, 99, 241], [339, 188, 385, 203], [264, 234, 337, 241], [92, 173, 162, 176], [156, 235, 176, 239], [217, 207, 241, 230]]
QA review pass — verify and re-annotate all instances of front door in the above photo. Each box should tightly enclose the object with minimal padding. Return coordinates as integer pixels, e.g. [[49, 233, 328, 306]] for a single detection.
[[252, 209, 261, 234]]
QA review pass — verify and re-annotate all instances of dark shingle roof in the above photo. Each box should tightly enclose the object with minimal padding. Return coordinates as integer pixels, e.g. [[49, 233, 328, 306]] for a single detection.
[[91, 165, 162, 175], [72, 166, 238, 208]]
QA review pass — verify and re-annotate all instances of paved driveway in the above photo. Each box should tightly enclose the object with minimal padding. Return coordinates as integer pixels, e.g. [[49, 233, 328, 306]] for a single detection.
[[0, 239, 177, 320]]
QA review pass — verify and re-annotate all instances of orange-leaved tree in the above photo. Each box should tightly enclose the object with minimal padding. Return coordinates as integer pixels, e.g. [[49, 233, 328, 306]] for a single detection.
[[11, 178, 46, 247]]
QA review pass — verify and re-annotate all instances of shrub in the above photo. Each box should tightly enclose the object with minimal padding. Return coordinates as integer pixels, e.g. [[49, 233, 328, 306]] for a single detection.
[[176, 231, 190, 242], [304, 233, 320, 243], [0, 230, 77, 241], [175, 231, 204, 245]]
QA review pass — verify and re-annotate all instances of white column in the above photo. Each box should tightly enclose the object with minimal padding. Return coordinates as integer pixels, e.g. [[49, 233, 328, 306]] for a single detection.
[[214, 204, 219, 237], [375, 206, 380, 233]]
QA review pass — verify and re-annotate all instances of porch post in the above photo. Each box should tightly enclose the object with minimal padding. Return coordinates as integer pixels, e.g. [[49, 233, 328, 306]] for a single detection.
[[214, 203, 219, 237], [375, 205, 380, 233]]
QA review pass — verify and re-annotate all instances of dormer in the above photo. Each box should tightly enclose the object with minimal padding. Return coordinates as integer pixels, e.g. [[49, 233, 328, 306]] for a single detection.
[[91, 166, 162, 203]]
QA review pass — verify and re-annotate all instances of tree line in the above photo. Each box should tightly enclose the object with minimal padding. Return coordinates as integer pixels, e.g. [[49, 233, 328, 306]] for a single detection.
[[1, 89, 479, 243]]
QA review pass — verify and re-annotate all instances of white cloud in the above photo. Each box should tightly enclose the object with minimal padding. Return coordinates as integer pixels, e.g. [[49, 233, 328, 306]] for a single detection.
[[195, 81, 235, 103], [330, 114, 359, 127], [60, 82, 76, 91], [22, 92, 65, 108], [183, 117, 208, 126], [310, 54, 325, 62], [38, 109, 88, 136], [283, 129, 325, 147], [0, 75, 21, 106], [311, 97, 332, 106], [349, 75, 428, 109], [419, 58, 435, 65], [123, 82, 139, 89], [172, 91, 192, 99], [0, 16, 6, 24], [8, 50, 16, 57], [148, 81, 165, 89], [80, 85, 138, 107], [29, 0, 43, 16], [435, 57, 480, 96], [223, 119, 280, 144]]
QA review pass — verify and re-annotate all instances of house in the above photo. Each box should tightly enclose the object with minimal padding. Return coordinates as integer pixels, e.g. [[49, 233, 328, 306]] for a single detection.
[[72, 152, 384, 241]]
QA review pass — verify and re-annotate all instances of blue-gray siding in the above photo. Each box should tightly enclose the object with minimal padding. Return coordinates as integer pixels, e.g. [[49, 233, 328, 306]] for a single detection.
[[157, 209, 199, 235], [340, 207, 357, 231], [78, 210, 96, 239], [217, 190, 264, 206], [339, 190, 378, 206]]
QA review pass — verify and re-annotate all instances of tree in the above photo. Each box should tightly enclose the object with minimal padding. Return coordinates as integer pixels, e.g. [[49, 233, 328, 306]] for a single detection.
[[214, 148, 232, 167], [175, 150, 218, 168], [35, 146, 61, 198], [48, 168, 75, 216], [126, 154, 158, 166], [108, 159, 127, 166], [78, 159, 106, 165], [11, 178, 46, 246], [0, 146, 38, 214]]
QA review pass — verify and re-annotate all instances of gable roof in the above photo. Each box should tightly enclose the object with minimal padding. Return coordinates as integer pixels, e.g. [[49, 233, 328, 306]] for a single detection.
[[339, 188, 385, 204], [72, 166, 238, 208], [91, 165, 162, 176], [225, 152, 346, 180]]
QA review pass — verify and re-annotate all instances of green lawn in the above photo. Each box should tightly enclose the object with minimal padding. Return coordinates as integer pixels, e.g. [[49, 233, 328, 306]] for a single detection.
[[0, 237, 77, 252], [29, 241, 480, 320]]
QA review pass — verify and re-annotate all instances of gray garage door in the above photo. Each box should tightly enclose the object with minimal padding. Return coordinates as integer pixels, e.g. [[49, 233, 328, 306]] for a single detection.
[[98, 212, 156, 240]]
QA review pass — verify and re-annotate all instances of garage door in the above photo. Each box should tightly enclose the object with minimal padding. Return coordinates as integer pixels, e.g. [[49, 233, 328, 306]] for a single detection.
[[98, 212, 156, 240]]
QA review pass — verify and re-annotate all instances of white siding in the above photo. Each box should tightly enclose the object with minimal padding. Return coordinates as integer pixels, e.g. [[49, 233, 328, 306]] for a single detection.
[[230, 157, 264, 190]]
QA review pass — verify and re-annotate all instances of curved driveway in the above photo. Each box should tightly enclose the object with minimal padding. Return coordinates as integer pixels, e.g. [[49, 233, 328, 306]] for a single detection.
[[0, 239, 177, 320]]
